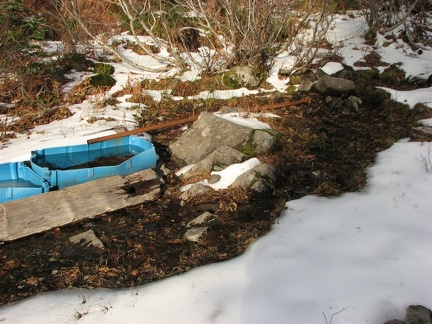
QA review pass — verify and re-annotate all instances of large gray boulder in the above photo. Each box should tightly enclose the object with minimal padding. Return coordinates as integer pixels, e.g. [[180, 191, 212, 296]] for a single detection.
[[169, 113, 277, 164], [315, 75, 355, 95]]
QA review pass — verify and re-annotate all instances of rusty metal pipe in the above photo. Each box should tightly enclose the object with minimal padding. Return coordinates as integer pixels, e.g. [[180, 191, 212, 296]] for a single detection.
[[87, 98, 309, 144], [87, 116, 198, 144]]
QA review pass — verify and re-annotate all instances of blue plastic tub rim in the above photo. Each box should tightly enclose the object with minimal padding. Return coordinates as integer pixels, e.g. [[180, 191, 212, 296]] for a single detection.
[[30, 135, 157, 189], [0, 161, 50, 203]]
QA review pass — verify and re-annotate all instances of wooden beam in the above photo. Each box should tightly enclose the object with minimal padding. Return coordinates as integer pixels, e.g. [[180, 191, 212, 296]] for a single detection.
[[0, 169, 160, 242]]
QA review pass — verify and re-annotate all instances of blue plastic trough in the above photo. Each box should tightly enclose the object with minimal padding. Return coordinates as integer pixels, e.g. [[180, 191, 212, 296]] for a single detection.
[[30, 136, 157, 189], [0, 162, 50, 203]]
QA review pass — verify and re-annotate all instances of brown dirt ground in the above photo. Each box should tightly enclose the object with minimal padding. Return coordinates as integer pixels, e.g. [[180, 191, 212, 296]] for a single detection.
[[1, 90, 431, 307]]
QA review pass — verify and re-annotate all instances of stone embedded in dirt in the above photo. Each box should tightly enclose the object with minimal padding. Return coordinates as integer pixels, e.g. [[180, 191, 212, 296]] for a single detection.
[[288, 68, 318, 85], [229, 163, 277, 194], [347, 95, 362, 112], [158, 163, 171, 177], [315, 75, 355, 95], [186, 211, 218, 228], [69, 229, 105, 250], [180, 183, 213, 201], [298, 79, 314, 92], [181, 145, 246, 180], [184, 227, 207, 242], [170, 112, 253, 164], [219, 106, 239, 114]]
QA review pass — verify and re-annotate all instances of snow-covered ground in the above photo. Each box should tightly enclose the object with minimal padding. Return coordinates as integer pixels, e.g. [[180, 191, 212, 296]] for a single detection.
[[0, 12, 431, 323]]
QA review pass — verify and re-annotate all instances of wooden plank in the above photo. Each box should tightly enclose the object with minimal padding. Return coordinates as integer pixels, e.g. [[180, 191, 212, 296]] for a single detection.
[[0, 169, 160, 242]]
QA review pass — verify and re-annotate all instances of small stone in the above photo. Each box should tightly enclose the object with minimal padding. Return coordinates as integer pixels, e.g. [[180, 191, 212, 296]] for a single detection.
[[187, 212, 217, 228], [208, 174, 221, 184], [342, 106, 351, 115], [184, 227, 207, 242], [348, 95, 362, 111], [180, 183, 212, 200], [298, 79, 314, 92], [219, 106, 239, 114], [69, 229, 105, 250], [159, 164, 171, 176]]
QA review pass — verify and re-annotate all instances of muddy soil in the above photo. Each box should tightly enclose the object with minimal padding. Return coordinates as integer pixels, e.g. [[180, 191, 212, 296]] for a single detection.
[[1, 92, 431, 306]]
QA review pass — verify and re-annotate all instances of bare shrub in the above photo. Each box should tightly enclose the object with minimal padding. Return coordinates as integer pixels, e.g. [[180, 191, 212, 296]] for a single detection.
[[57, 0, 335, 73], [180, 0, 336, 71], [58, 0, 187, 71], [416, 143, 432, 173], [360, 0, 432, 48]]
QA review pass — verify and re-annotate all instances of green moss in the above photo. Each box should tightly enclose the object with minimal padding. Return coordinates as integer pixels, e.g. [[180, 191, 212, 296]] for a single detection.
[[355, 68, 380, 80], [380, 65, 405, 85], [286, 85, 298, 94], [239, 131, 258, 157], [239, 141, 256, 157], [94, 63, 115, 75], [240, 129, 279, 157], [355, 86, 390, 105], [222, 71, 241, 89], [90, 74, 116, 87]]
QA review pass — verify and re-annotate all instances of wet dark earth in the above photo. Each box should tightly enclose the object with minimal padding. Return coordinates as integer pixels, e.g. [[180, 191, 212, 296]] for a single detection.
[[1, 91, 431, 306]]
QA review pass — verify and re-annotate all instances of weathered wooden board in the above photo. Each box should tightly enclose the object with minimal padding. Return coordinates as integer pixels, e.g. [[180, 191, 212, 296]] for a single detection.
[[0, 169, 160, 242]]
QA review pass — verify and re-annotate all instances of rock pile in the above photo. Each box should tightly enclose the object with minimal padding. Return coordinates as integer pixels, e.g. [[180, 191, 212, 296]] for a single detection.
[[169, 112, 279, 202]]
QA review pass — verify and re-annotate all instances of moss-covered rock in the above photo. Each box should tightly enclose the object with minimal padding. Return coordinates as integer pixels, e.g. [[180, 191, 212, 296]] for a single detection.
[[355, 86, 390, 105], [288, 69, 318, 85], [380, 64, 405, 85], [286, 85, 298, 94], [222, 70, 242, 89], [90, 73, 116, 87], [94, 63, 115, 75], [222, 66, 261, 89], [355, 68, 380, 81]]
